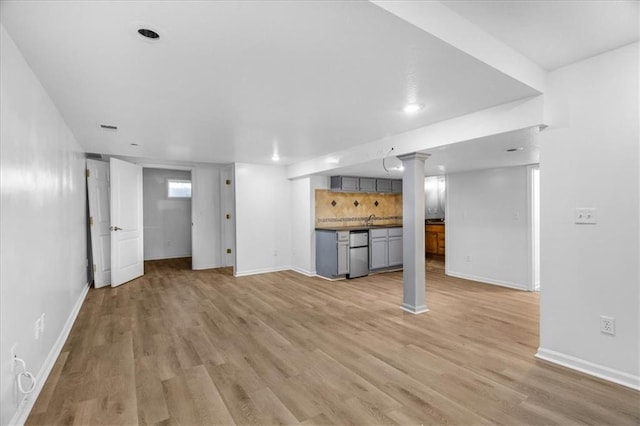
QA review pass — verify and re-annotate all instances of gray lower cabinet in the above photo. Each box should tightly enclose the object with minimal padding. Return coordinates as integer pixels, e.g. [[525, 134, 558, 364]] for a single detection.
[[388, 228, 403, 266], [369, 227, 403, 269], [316, 230, 350, 278]]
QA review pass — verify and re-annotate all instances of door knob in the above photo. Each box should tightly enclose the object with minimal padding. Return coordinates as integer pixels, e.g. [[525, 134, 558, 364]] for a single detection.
[[110, 226, 122, 231]]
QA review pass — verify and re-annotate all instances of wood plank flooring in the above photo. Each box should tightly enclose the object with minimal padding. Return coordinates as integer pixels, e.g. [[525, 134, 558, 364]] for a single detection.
[[27, 257, 639, 425]]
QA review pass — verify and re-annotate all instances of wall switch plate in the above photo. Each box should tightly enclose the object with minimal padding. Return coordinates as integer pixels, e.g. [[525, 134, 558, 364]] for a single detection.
[[575, 208, 597, 224], [600, 316, 615, 335]]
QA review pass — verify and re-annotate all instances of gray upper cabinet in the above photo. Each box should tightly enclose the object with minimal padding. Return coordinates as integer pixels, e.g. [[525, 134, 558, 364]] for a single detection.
[[330, 176, 402, 194], [376, 179, 392, 193], [331, 176, 359, 192], [358, 177, 376, 193]]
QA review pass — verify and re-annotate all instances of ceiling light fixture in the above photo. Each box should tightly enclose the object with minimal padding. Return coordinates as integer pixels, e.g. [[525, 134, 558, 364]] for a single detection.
[[403, 103, 424, 114], [138, 28, 160, 40]]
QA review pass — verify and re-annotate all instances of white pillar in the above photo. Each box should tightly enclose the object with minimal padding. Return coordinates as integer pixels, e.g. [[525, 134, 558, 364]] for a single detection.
[[398, 152, 430, 314]]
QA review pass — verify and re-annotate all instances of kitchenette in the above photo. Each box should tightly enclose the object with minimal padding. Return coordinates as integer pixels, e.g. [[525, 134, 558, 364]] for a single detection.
[[315, 176, 404, 279], [315, 174, 445, 279]]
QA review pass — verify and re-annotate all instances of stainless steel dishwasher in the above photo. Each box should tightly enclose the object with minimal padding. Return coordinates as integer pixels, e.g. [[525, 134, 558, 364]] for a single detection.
[[348, 231, 369, 278]]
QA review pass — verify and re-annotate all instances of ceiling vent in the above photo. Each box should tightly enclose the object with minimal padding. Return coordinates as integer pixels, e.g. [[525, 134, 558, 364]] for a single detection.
[[138, 28, 160, 40], [100, 124, 118, 131]]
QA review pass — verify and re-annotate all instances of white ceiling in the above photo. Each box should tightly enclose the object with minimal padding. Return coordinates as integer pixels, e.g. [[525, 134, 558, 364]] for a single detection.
[[0, 1, 538, 165], [441, 0, 639, 71], [322, 126, 541, 178], [1, 1, 636, 175]]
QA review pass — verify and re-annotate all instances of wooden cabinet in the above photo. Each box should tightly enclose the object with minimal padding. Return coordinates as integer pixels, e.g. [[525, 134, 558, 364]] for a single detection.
[[425, 224, 445, 255]]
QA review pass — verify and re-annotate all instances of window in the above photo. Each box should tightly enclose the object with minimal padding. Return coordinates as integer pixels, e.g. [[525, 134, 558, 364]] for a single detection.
[[167, 179, 192, 198]]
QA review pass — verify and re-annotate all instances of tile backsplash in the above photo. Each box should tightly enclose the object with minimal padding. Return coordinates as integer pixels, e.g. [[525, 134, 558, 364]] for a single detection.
[[315, 189, 402, 227]]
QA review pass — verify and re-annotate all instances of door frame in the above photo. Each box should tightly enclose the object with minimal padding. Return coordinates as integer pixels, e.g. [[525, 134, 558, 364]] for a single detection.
[[527, 164, 541, 291], [138, 163, 195, 269]]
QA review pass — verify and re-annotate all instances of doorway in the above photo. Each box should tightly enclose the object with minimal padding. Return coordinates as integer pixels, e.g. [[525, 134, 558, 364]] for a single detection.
[[142, 168, 193, 264]]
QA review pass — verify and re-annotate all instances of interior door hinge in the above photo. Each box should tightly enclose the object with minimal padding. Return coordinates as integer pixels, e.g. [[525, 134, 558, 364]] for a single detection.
[[86, 169, 90, 178], [226, 248, 232, 254], [226, 214, 231, 219], [225, 179, 231, 185], [89, 216, 94, 225], [93, 264, 96, 273]]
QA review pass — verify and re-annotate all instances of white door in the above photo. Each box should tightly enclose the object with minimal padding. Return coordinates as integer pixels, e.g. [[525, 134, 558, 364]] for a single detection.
[[110, 158, 144, 286], [86, 159, 111, 287]]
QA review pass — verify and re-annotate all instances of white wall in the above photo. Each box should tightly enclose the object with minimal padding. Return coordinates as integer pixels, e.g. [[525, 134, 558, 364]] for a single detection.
[[143, 168, 192, 260], [537, 43, 640, 389], [290, 175, 330, 275], [1, 25, 88, 425], [191, 163, 223, 270], [446, 166, 530, 290], [234, 163, 292, 276]]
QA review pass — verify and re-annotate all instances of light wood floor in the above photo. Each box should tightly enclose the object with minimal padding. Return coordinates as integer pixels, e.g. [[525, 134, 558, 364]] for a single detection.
[[28, 257, 639, 425]]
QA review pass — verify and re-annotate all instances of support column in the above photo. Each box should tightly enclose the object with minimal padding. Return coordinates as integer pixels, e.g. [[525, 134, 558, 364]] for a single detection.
[[398, 152, 430, 314]]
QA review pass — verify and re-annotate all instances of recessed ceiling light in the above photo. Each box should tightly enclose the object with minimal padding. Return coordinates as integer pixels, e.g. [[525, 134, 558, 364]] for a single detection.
[[99, 124, 118, 131], [271, 154, 280, 161], [138, 28, 160, 40], [326, 157, 340, 164], [390, 166, 404, 171], [506, 147, 524, 152], [403, 103, 424, 114]]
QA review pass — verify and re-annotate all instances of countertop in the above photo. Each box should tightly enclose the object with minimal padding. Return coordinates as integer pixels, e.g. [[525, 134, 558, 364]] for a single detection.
[[316, 224, 402, 232]]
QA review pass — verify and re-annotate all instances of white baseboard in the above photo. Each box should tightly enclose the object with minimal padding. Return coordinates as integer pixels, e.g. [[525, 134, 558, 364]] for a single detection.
[[535, 347, 640, 390], [9, 281, 91, 426], [234, 266, 291, 277], [192, 263, 223, 271], [288, 266, 316, 277], [446, 270, 528, 291], [143, 254, 192, 261]]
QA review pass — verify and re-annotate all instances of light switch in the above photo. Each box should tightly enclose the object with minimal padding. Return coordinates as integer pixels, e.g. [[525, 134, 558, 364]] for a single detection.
[[575, 208, 597, 224]]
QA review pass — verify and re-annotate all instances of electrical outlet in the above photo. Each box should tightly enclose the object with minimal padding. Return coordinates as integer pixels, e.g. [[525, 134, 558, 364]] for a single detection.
[[600, 316, 615, 335], [575, 208, 597, 224]]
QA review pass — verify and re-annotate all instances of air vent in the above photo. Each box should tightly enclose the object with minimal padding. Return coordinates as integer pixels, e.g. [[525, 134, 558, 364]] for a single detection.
[[138, 28, 160, 40], [100, 124, 118, 131], [506, 148, 523, 152]]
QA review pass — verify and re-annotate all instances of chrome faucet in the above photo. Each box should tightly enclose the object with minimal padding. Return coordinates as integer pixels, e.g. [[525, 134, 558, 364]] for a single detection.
[[365, 214, 376, 226]]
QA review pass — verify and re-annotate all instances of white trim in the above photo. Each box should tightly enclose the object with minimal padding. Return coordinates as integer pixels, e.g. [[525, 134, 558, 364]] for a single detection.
[[535, 348, 640, 391], [192, 263, 223, 271], [9, 282, 90, 426], [233, 266, 291, 277], [143, 254, 192, 261], [446, 270, 528, 291], [288, 266, 316, 277], [400, 303, 429, 314]]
